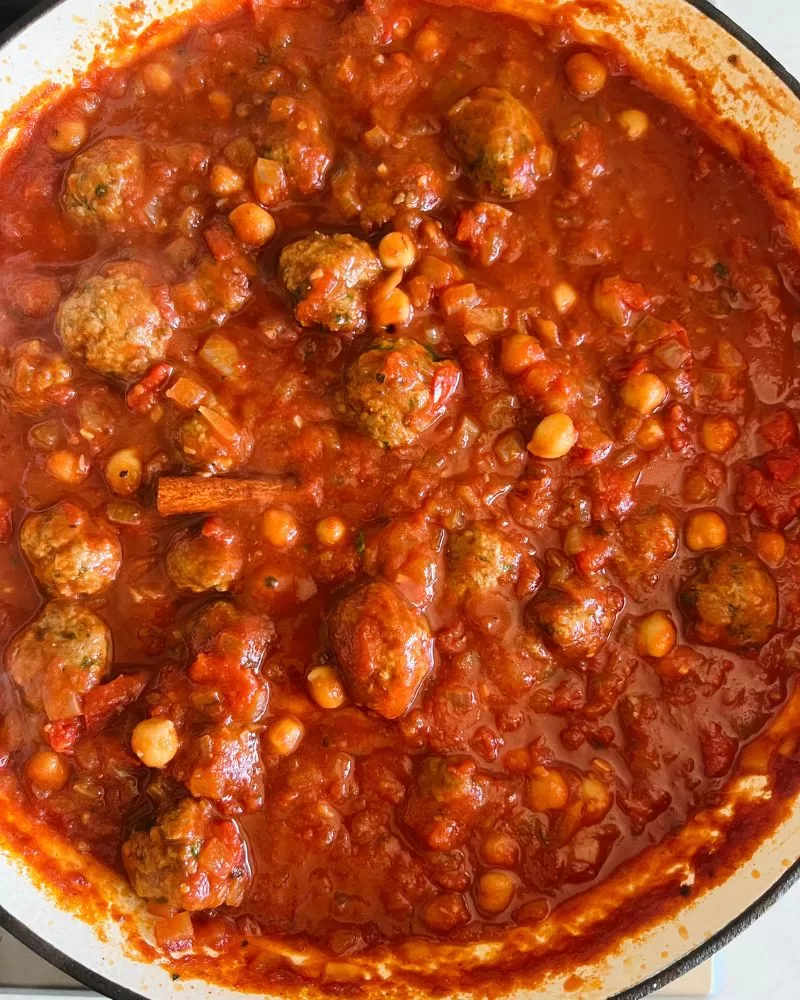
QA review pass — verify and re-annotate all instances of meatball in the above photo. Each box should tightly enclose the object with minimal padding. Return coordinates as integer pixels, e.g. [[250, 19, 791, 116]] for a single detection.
[[278, 232, 381, 333], [122, 797, 249, 911], [166, 519, 243, 594], [343, 338, 461, 448], [6, 600, 111, 720], [63, 138, 145, 230], [328, 581, 435, 719], [679, 547, 777, 650], [447, 87, 553, 200], [447, 524, 521, 600], [176, 728, 264, 815], [173, 405, 254, 475], [57, 274, 171, 379], [186, 600, 274, 671], [526, 579, 623, 658], [7, 340, 74, 414], [20, 501, 121, 597], [612, 507, 678, 594], [403, 755, 490, 851]]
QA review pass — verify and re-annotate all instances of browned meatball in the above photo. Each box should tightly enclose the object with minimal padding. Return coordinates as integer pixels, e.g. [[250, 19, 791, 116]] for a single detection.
[[173, 405, 254, 475], [447, 87, 553, 200], [175, 728, 264, 815], [63, 138, 145, 230], [679, 547, 777, 650], [612, 507, 678, 592], [343, 338, 461, 448], [57, 273, 171, 380], [279, 232, 381, 333], [20, 501, 121, 597], [122, 797, 249, 910], [328, 581, 434, 719], [6, 600, 111, 720], [186, 600, 275, 670], [447, 523, 521, 599], [166, 519, 243, 594], [403, 755, 490, 851], [526, 579, 623, 658]]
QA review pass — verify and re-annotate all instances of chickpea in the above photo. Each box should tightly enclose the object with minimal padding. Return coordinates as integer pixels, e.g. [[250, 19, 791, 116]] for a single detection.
[[209, 163, 244, 197], [262, 508, 299, 548], [105, 449, 143, 496], [476, 871, 515, 914], [527, 767, 569, 811], [413, 22, 447, 63], [131, 718, 179, 769], [141, 63, 173, 94], [379, 232, 417, 270], [701, 415, 740, 455], [480, 832, 520, 868], [46, 119, 88, 156], [685, 511, 728, 552], [266, 715, 305, 756], [565, 52, 608, 98], [372, 287, 413, 329], [307, 666, 346, 710], [316, 516, 347, 546], [527, 413, 578, 460], [637, 611, 677, 658], [229, 203, 276, 246], [421, 893, 470, 932], [500, 333, 544, 376], [577, 775, 612, 822], [616, 109, 650, 140], [516, 898, 550, 924], [621, 373, 667, 415], [208, 89, 233, 119], [46, 450, 90, 485], [756, 530, 786, 568], [636, 416, 665, 451], [25, 750, 70, 793], [550, 281, 578, 315]]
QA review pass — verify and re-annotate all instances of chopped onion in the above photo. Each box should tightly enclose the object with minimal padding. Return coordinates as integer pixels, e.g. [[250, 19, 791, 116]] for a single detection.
[[199, 332, 241, 379], [106, 500, 143, 526], [469, 307, 509, 332], [166, 376, 208, 410], [198, 405, 238, 442]]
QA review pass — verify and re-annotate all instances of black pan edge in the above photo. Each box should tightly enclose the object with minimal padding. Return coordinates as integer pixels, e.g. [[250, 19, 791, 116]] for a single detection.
[[0, 1, 798, 998]]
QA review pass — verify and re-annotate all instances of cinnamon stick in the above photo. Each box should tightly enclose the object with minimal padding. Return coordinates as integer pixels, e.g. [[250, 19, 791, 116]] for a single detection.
[[157, 475, 317, 517]]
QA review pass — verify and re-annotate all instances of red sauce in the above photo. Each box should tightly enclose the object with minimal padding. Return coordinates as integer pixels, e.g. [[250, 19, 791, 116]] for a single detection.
[[0, 0, 798, 984]]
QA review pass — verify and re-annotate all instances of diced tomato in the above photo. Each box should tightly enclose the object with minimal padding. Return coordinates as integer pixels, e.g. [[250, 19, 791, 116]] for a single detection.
[[760, 409, 799, 450], [126, 363, 174, 414], [0, 495, 12, 544], [43, 717, 84, 754], [154, 911, 194, 954], [83, 672, 149, 732], [700, 723, 738, 779]]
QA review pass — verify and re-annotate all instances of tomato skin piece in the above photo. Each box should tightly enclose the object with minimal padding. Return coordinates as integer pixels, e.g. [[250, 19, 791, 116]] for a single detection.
[[83, 672, 149, 733]]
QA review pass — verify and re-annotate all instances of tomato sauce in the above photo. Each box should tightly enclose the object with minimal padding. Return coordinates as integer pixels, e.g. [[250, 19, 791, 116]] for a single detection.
[[0, 0, 798, 978]]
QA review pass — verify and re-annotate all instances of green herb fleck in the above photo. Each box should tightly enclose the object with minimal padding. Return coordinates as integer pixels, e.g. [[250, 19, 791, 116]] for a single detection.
[[713, 261, 729, 280], [95, 184, 108, 198], [263, 575, 279, 589], [354, 529, 366, 557]]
